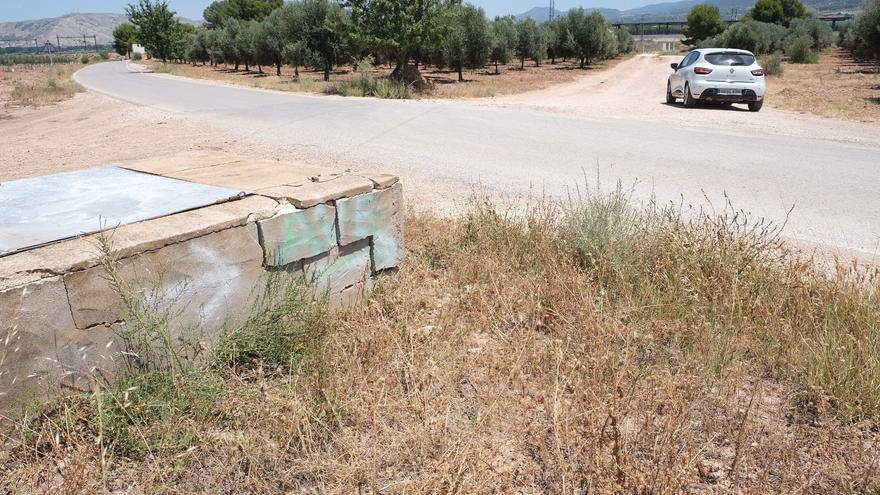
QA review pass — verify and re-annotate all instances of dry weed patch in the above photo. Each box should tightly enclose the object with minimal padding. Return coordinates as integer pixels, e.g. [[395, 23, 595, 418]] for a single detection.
[[3, 188, 880, 493], [2, 65, 84, 108], [767, 48, 880, 122]]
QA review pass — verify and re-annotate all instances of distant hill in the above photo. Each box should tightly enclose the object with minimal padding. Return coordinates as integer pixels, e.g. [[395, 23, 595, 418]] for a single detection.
[[0, 13, 202, 47], [515, 7, 622, 22], [516, 0, 866, 23]]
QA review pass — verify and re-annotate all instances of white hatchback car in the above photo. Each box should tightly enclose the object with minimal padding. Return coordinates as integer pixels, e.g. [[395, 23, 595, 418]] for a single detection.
[[666, 48, 766, 112]]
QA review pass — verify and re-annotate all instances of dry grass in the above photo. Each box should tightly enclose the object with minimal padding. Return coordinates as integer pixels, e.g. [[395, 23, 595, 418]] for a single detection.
[[145, 56, 630, 100], [3, 188, 880, 493], [767, 48, 880, 122], [0, 64, 84, 111]]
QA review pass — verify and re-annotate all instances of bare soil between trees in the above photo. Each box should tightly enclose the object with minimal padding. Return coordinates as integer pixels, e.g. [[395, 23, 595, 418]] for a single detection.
[[141, 55, 634, 99]]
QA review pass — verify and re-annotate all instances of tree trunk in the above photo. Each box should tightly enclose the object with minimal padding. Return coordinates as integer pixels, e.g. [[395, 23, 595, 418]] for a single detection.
[[258, 64, 263, 74], [391, 52, 410, 80], [276, 61, 282, 76], [458, 65, 463, 82], [324, 60, 331, 81], [234, 62, 239, 71], [294, 65, 299, 78], [520, 57, 525, 69], [245, 62, 249, 72], [495, 61, 499, 74]]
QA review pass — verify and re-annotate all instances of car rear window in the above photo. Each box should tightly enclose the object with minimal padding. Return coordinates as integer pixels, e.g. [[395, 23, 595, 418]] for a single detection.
[[704, 52, 756, 66]]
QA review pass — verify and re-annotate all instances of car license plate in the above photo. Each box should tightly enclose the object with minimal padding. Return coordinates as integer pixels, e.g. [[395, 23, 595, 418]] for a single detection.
[[718, 89, 742, 96]]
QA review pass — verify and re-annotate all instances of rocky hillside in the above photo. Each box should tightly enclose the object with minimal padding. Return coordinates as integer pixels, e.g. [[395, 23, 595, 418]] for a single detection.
[[0, 13, 128, 45], [0, 13, 201, 47]]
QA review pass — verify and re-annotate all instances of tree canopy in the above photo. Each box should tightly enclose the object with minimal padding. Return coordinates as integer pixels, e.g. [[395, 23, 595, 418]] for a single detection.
[[563, 9, 612, 68], [746, 0, 810, 27], [348, 0, 452, 78], [489, 16, 518, 74], [683, 4, 726, 45], [112, 22, 139, 56], [438, 3, 491, 81], [515, 17, 545, 68], [203, 0, 284, 27], [126, 0, 180, 62]]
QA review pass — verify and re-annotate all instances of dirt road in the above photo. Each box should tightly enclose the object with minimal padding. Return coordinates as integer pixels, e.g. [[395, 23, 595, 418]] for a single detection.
[[493, 54, 880, 146]]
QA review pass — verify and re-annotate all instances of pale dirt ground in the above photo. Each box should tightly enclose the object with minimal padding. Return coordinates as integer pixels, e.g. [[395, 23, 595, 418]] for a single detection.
[[489, 53, 880, 147], [0, 91, 474, 215]]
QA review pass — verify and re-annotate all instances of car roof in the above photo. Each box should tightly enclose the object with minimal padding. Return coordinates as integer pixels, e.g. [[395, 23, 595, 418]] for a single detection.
[[693, 48, 755, 55]]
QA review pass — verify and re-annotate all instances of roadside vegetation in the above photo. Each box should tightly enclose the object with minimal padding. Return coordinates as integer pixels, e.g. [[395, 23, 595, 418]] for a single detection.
[[3, 186, 880, 492], [685, 0, 879, 68], [116, 0, 634, 99]]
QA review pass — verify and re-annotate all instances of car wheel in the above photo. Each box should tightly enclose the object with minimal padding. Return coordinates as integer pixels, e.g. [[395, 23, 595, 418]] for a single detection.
[[748, 99, 764, 112], [683, 83, 697, 108], [666, 82, 676, 104]]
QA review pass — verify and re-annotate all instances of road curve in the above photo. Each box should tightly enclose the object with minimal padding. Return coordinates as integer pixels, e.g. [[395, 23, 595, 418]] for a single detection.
[[76, 61, 880, 255]]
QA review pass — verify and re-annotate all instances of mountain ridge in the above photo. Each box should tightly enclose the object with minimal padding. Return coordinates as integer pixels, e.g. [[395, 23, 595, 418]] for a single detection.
[[0, 13, 201, 47], [515, 0, 866, 23]]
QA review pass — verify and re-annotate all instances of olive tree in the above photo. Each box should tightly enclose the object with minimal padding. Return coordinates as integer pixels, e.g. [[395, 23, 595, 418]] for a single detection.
[[515, 18, 546, 68], [348, 0, 452, 79], [844, 0, 880, 61], [564, 8, 610, 68], [439, 3, 492, 81], [490, 16, 518, 74]]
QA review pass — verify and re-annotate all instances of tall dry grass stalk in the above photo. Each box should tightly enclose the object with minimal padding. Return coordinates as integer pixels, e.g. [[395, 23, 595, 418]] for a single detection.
[[3, 188, 879, 493]]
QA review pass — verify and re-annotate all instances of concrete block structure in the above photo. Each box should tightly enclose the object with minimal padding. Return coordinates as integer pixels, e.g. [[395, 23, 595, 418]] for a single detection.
[[0, 153, 403, 420]]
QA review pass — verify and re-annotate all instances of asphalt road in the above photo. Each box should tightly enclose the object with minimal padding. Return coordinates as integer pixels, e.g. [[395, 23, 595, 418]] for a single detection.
[[76, 61, 880, 255]]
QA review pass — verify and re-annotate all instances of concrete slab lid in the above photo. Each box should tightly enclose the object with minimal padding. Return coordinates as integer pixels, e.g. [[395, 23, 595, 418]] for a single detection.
[[122, 153, 337, 191], [0, 166, 246, 258], [121, 152, 396, 207]]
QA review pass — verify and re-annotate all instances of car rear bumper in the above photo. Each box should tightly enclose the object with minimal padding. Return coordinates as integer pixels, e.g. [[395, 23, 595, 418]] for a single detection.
[[697, 88, 762, 102], [691, 80, 765, 101]]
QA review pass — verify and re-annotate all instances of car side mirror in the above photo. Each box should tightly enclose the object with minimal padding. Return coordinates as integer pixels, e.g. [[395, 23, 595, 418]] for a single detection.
[[670, 63, 679, 70]]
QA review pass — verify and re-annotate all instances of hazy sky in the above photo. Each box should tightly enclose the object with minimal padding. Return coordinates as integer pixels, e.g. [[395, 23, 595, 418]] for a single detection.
[[0, 0, 652, 22]]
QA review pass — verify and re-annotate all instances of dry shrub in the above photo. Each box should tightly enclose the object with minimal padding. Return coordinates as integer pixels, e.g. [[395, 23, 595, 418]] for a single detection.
[[8, 66, 83, 107], [3, 189, 880, 493]]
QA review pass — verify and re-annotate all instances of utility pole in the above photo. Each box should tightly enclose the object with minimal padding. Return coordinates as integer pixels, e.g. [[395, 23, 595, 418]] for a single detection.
[[549, 0, 555, 21], [43, 41, 54, 66]]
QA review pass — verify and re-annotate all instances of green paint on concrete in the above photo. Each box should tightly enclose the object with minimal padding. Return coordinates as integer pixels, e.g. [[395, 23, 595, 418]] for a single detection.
[[259, 204, 337, 267]]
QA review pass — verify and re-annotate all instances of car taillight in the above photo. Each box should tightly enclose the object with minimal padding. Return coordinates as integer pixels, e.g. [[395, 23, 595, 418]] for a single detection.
[[694, 66, 713, 75], [751, 69, 765, 76]]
